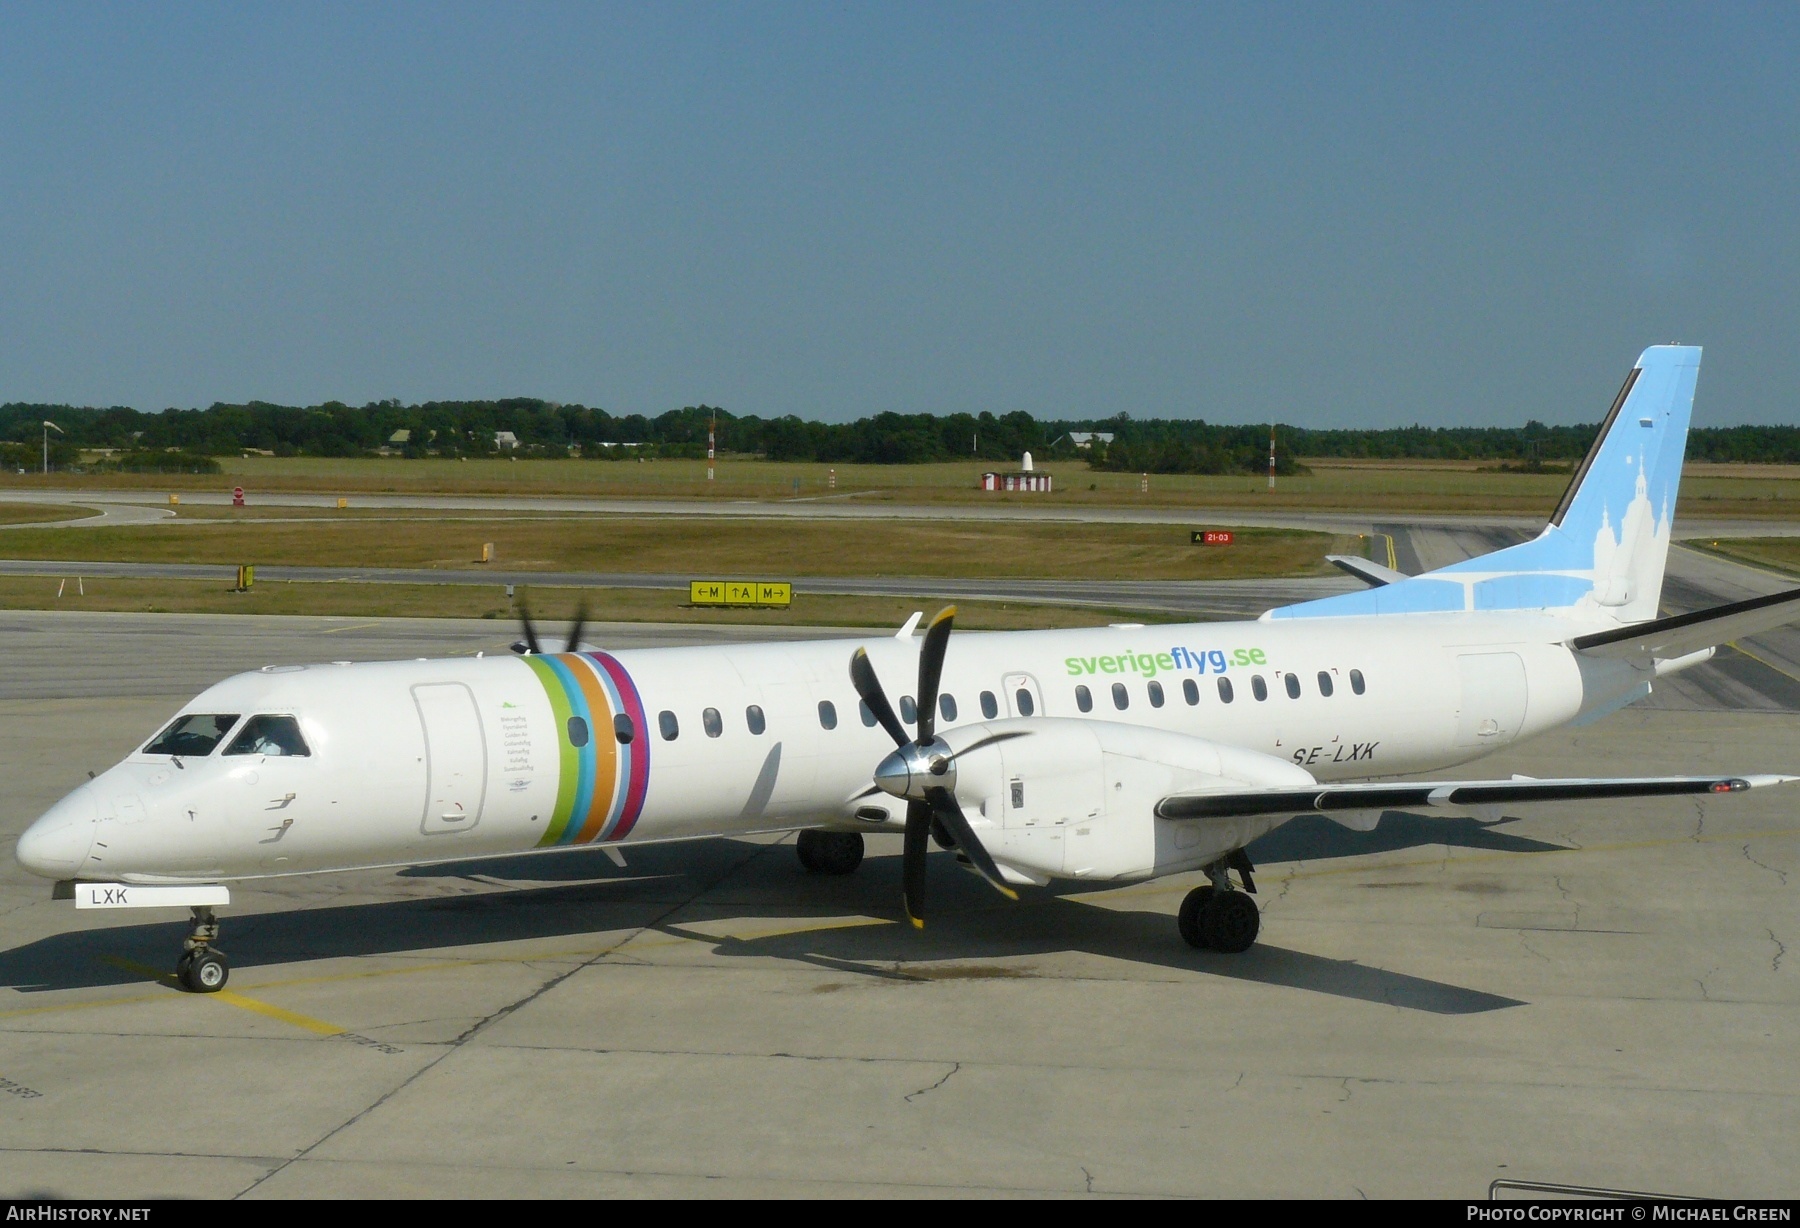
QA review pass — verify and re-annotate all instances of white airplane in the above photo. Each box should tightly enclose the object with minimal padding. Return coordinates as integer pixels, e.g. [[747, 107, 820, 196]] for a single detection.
[[17, 345, 1800, 993]]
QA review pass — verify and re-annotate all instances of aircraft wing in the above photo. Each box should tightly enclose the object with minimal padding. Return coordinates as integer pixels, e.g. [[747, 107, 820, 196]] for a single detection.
[[1155, 773, 1797, 821], [1571, 584, 1800, 662], [1325, 554, 1409, 588]]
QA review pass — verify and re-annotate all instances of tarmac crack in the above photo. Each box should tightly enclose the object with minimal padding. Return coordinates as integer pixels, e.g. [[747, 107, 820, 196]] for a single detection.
[[1517, 933, 1551, 964], [1768, 929, 1787, 975], [1741, 843, 1789, 886], [1081, 1166, 1094, 1194], [230, 836, 781, 1199], [904, 1062, 960, 1103]]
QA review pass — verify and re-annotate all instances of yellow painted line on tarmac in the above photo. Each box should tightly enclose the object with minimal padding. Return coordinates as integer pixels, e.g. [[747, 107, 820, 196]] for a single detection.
[[0, 990, 171, 1021], [211, 989, 344, 1035], [319, 621, 382, 634], [1379, 532, 1398, 571], [666, 916, 896, 945], [96, 955, 347, 1037], [1726, 641, 1800, 688]]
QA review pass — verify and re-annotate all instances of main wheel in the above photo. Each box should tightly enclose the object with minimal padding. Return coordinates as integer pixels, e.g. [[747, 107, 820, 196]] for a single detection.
[[1178, 886, 1215, 949], [179, 949, 229, 993], [796, 830, 864, 875], [1200, 891, 1260, 954]]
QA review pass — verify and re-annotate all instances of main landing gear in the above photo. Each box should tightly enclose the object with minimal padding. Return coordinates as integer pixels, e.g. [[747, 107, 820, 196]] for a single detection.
[[1178, 850, 1260, 954], [796, 830, 865, 876], [175, 905, 229, 993]]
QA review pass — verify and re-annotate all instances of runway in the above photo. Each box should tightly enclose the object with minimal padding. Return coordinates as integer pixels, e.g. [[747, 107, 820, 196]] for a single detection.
[[0, 590, 1797, 1195]]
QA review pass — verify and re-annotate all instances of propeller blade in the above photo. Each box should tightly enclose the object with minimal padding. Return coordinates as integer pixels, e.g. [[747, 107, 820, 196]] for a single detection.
[[517, 601, 543, 656], [913, 606, 955, 744], [565, 600, 588, 654], [902, 798, 932, 928], [850, 647, 909, 748], [947, 729, 1032, 761], [926, 785, 1018, 901]]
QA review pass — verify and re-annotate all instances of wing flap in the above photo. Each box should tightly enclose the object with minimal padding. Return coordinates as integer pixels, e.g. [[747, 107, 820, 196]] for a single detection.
[[1571, 585, 1800, 661], [1155, 774, 1796, 821]]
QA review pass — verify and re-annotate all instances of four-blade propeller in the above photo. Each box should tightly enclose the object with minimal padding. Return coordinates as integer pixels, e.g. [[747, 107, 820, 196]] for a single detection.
[[849, 606, 1021, 928]]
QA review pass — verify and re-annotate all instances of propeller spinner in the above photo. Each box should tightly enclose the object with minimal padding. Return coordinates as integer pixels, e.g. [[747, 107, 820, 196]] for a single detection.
[[849, 606, 1019, 928]]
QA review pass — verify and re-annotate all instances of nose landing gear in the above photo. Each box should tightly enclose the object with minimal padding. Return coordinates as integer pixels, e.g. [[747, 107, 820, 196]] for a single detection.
[[175, 906, 229, 992]]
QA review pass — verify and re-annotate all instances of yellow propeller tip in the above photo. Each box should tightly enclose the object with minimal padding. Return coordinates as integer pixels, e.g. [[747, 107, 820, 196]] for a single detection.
[[999, 887, 1019, 901], [908, 915, 925, 930]]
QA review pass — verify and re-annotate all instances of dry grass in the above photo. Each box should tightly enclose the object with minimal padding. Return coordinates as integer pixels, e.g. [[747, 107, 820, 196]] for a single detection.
[[0, 518, 1357, 581], [1693, 538, 1800, 580], [10, 455, 1800, 518], [0, 503, 92, 525], [0, 575, 1171, 630]]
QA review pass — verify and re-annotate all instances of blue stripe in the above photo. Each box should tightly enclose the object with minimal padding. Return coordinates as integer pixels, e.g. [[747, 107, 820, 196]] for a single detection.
[[541, 654, 597, 846]]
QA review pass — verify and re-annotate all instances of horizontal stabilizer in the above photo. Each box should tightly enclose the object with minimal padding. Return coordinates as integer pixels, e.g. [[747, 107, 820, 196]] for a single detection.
[[1326, 555, 1409, 588], [1155, 774, 1796, 821], [1571, 584, 1800, 661]]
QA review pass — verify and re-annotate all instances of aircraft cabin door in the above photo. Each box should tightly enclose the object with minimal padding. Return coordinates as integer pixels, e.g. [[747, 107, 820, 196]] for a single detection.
[[1002, 672, 1044, 718], [413, 683, 488, 835], [1454, 653, 1528, 748]]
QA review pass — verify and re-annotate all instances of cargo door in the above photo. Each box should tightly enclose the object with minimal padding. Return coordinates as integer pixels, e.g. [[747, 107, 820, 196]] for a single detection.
[[1454, 653, 1528, 747], [414, 683, 488, 835]]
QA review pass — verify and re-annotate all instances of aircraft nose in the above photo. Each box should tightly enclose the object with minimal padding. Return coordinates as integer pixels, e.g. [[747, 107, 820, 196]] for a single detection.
[[16, 790, 99, 879]]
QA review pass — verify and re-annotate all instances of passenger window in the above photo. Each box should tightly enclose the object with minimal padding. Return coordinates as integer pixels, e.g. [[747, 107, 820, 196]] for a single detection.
[[1284, 673, 1301, 699], [1075, 685, 1093, 713], [1251, 675, 1268, 702], [899, 695, 917, 724], [939, 694, 957, 723], [223, 715, 310, 757], [1183, 678, 1199, 706], [1217, 677, 1234, 704], [613, 714, 636, 744], [859, 700, 877, 727], [980, 691, 998, 719], [1111, 682, 1129, 710], [703, 707, 722, 738], [746, 705, 766, 735], [1147, 681, 1165, 708], [146, 713, 240, 757], [1317, 671, 1334, 697], [567, 716, 590, 748], [1015, 688, 1035, 716], [658, 710, 679, 741], [818, 700, 838, 730], [1350, 669, 1366, 695]]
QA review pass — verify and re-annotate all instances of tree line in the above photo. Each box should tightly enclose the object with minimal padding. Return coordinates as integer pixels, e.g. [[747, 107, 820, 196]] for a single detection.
[[3, 398, 1799, 473]]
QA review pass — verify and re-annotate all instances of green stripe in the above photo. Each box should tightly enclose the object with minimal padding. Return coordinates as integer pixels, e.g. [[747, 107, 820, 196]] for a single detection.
[[525, 656, 579, 845]]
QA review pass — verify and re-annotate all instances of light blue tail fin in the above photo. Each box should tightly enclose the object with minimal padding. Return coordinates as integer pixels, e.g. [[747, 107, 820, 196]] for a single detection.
[[1272, 345, 1701, 623]]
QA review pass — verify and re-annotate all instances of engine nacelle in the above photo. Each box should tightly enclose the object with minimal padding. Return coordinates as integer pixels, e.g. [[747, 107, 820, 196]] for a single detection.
[[939, 719, 1315, 884]]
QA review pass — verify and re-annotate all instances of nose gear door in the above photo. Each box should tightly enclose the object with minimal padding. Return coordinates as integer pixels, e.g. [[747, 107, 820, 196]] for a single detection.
[[413, 683, 488, 835]]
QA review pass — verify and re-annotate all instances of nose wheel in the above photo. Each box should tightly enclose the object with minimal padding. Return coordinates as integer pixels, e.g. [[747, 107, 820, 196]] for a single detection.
[[176, 906, 229, 993]]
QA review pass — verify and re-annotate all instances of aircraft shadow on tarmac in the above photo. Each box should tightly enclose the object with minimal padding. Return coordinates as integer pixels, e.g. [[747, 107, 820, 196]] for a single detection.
[[0, 810, 1546, 1014]]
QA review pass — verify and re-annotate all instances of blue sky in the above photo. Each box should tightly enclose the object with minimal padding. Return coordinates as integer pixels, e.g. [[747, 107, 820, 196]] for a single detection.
[[1, 3, 1796, 426]]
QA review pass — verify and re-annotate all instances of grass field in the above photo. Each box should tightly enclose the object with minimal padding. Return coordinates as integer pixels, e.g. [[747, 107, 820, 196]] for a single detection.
[[1699, 538, 1800, 580], [0, 503, 90, 525], [11, 455, 1800, 518], [0, 518, 1357, 581], [0, 575, 1169, 630]]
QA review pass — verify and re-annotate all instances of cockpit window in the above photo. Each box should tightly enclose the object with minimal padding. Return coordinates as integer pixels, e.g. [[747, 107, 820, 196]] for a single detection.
[[145, 714, 240, 757], [223, 715, 311, 758]]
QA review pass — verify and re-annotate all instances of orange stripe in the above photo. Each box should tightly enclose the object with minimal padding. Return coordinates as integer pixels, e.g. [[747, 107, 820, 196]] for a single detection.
[[567, 655, 619, 843]]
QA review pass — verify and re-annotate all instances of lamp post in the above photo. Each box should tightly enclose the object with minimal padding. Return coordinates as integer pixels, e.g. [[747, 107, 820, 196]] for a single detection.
[[42, 420, 63, 475]]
